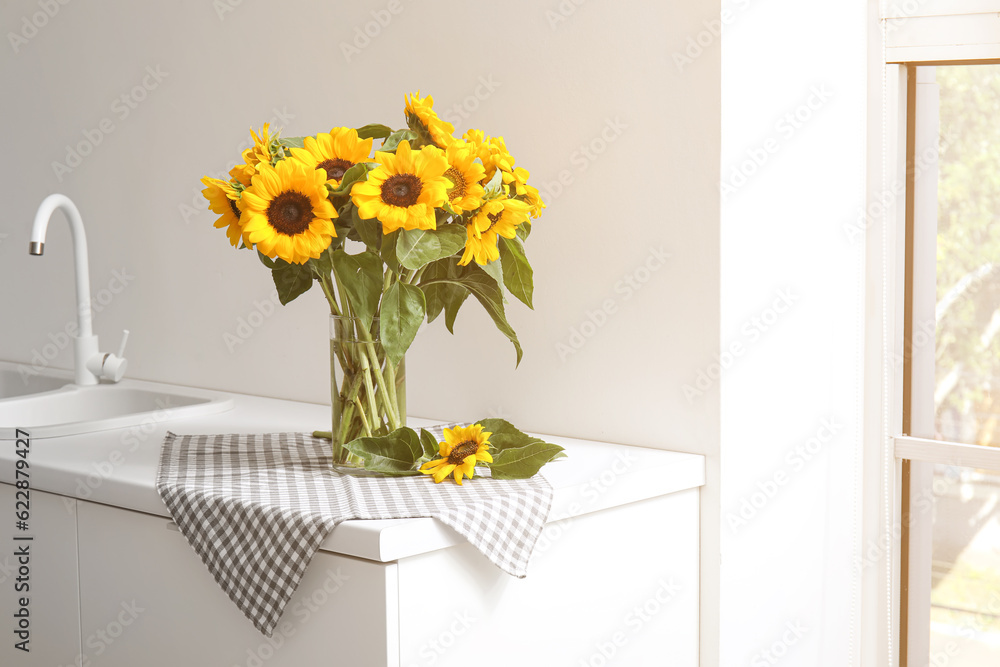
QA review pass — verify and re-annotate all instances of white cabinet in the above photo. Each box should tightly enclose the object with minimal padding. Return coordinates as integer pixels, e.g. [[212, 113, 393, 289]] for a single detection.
[[75, 489, 698, 667], [396, 489, 700, 667], [0, 485, 80, 667], [1, 479, 700, 666], [76, 500, 398, 666]]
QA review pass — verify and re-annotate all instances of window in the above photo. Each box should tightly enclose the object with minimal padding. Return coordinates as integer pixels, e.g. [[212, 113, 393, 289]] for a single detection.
[[872, 5, 1000, 667], [898, 64, 1000, 667]]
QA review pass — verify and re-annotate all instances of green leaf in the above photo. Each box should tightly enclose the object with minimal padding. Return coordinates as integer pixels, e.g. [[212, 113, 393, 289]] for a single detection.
[[396, 225, 467, 271], [331, 249, 383, 329], [488, 441, 566, 480], [419, 428, 440, 460], [352, 205, 383, 252], [309, 244, 335, 279], [420, 259, 469, 331], [420, 259, 469, 332], [343, 427, 423, 475], [328, 163, 372, 196], [420, 264, 523, 365], [381, 281, 426, 365], [499, 236, 534, 309], [379, 130, 418, 153], [257, 249, 277, 270], [277, 136, 305, 149], [516, 223, 531, 242], [424, 282, 469, 331], [381, 229, 400, 273], [356, 124, 393, 140], [477, 418, 534, 442], [271, 259, 313, 305], [474, 419, 568, 477], [483, 166, 503, 192], [443, 292, 470, 333], [480, 258, 506, 301]]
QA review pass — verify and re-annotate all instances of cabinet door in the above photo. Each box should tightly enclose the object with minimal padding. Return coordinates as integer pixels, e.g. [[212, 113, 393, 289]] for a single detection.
[[77, 500, 399, 667], [397, 489, 701, 667], [0, 484, 81, 667]]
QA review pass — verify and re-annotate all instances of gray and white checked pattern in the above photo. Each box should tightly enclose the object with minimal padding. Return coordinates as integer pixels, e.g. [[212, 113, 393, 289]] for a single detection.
[[155, 429, 553, 636]]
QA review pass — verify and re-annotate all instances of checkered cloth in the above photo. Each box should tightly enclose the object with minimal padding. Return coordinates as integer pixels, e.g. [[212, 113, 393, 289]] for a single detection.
[[155, 429, 553, 636]]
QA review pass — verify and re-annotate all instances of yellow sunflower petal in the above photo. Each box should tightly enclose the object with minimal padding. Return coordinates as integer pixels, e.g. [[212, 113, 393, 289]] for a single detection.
[[433, 464, 457, 484]]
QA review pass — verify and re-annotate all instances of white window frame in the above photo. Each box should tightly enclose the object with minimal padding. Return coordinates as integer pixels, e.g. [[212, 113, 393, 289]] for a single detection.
[[865, 3, 1000, 666]]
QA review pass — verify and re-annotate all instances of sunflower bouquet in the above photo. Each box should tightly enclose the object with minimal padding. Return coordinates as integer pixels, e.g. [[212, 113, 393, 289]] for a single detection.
[[200, 92, 564, 484]]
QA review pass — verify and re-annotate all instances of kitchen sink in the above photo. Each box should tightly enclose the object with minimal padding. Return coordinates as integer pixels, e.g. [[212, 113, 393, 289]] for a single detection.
[[0, 381, 234, 440], [0, 367, 71, 400]]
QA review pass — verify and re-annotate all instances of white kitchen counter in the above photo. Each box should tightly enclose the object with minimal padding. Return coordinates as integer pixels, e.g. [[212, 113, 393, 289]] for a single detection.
[[0, 366, 706, 666], [0, 369, 706, 563]]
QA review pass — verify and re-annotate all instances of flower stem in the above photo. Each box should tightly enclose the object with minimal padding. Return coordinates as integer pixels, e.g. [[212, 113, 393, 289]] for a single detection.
[[357, 348, 380, 433], [358, 330, 401, 430], [319, 274, 342, 316], [353, 398, 373, 437]]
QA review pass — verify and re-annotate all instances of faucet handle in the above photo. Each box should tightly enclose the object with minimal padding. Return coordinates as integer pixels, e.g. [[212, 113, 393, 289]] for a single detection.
[[101, 354, 128, 383], [85, 330, 130, 383], [116, 329, 130, 359]]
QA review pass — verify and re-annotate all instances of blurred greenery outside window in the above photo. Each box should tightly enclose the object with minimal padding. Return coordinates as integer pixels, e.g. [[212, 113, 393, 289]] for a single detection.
[[925, 64, 1000, 663]]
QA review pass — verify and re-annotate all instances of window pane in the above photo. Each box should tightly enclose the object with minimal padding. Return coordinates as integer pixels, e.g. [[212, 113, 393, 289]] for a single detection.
[[930, 463, 1000, 664], [935, 65, 1000, 446]]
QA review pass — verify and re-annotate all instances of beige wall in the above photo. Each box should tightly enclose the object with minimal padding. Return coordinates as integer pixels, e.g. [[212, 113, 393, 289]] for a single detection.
[[1, 0, 721, 661], [0, 0, 720, 453]]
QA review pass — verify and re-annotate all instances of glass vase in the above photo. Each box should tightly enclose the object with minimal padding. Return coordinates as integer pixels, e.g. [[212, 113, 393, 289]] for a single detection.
[[329, 315, 406, 466]]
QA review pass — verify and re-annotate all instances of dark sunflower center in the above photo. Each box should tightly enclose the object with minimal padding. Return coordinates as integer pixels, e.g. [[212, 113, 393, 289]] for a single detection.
[[317, 158, 353, 181], [228, 197, 241, 220], [447, 440, 480, 465], [443, 167, 467, 200], [381, 174, 422, 207], [486, 210, 503, 230], [266, 191, 312, 236]]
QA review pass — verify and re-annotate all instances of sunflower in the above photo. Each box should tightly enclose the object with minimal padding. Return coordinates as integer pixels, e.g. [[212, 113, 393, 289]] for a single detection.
[[200, 176, 245, 247], [239, 158, 337, 264], [420, 424, 493, 485], [521, 183, 546, 219], [404, 92, 456, 148], [461, 129, 516, 181], [230, 153, 257, 186], [487, 136, 516, 174], [442, 141, 486, 214], [248, 123, 276, 166], [228, 163, 253, 188], [459, 197, 531, 266], [350, 140, 450, 234], [291, 127, 373, 189], [502, 166, 531, 197]]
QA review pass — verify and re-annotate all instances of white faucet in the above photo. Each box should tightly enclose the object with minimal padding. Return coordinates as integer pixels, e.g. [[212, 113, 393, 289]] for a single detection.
[[29, 194, 129, 385]]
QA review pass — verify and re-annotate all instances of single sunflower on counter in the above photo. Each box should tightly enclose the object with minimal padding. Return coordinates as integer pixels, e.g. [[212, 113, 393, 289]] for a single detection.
[[420, 424, 493, 485]]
